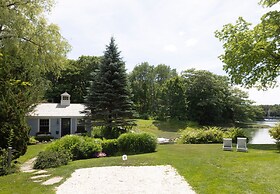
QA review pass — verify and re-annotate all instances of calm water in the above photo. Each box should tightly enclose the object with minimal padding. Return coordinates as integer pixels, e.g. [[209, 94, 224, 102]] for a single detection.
[[249, 119, 279, 144]]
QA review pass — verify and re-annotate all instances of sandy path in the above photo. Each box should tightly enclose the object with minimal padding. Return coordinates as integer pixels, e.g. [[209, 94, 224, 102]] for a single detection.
[[56, 165, 195, 194]]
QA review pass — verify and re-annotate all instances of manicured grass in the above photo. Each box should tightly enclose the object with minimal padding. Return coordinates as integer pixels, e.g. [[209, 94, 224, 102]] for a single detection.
[[1, 144, 279, 194], [133, 119, 188, 139], [17, 143, 49, 164]]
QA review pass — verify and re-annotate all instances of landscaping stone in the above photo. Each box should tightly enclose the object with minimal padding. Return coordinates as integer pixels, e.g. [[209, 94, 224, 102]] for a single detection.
[[31, 174, 51, 179], [42, 177, 63, 185], [33, 170, 48, 175], [20, 157, 37, 173], [33, 180, 43, 183]]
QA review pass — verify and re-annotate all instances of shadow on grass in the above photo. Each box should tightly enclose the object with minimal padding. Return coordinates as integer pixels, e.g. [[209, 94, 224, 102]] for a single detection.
[[235, 122, 270, 129], [248, 144, 278, 151], [152, 120, 188, 132]]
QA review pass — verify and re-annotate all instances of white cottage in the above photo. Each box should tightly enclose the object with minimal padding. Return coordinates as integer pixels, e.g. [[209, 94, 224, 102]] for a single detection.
[[27, 92, 89, 138]]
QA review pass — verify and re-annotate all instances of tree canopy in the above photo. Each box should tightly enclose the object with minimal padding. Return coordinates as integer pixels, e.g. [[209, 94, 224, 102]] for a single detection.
[[215, 0, 280, 89], [129, 62, 177, 118], [45, 56, 100, 103], [0, 0, 70, 157]]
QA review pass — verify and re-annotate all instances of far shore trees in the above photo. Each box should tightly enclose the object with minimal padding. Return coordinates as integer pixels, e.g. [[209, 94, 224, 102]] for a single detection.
[[129, 67, 262, 125]]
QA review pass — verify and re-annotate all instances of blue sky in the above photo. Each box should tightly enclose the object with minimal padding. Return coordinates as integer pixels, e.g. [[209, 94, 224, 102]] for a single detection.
[[47, 0, 280, 105]]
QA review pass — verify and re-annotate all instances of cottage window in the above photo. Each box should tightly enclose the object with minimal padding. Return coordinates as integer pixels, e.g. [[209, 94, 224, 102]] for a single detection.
[[63, 96, 69, 100], [39, 119, 49, 133], [76, 119, 86, 133]]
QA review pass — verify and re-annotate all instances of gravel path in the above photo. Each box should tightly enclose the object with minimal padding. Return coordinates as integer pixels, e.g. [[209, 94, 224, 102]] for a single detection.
[[56, 165, 196, 194]]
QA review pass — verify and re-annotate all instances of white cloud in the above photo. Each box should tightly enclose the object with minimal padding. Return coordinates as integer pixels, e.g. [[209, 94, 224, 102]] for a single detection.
[[163, 44, 177, 53], [185, 39, 198, 48], [246, 87, 280, 105], [47, 0, 280, 104]]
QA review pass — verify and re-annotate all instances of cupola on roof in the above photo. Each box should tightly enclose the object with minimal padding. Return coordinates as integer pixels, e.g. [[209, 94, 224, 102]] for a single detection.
[[61, 92, 71, 106]]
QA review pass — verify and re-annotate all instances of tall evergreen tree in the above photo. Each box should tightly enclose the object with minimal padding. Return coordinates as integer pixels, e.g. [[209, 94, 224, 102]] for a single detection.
[[85, 38, 134, 138]]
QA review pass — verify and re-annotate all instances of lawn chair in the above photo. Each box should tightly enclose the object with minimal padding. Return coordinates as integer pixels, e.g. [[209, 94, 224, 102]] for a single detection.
[[236, 137, 248, 152], [223, 138, 233, 151]]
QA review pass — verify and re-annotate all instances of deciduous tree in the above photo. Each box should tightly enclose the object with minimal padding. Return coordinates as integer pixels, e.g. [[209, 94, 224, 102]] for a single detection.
[[45, 56, 100, 103], [0, 0, 70, 157], [215, 0, 279, 88]]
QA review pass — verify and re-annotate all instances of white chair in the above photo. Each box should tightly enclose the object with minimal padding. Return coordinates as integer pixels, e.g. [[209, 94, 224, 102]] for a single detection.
[[223, 138, 233, 151], [237, 137, 248, 152]]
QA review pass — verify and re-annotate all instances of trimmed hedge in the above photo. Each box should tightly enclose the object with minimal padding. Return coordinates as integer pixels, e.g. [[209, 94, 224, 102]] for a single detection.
[[34, 133, 158, 169], [118, 132, 157, 154], [34, 150, 71, 169], [102, 139, 119, 156], [46, 135, 102, 160]]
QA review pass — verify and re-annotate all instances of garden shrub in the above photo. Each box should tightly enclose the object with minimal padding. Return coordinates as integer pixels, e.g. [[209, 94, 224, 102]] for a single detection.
[[46, 135, 82, 159], [28, 136, 38, 145], [0, 148, 18, 176], [203, 127, 224, 143], [177, 128, 205, 144], [46, 135, 102, 160], [178, 127, 249, 144], [34, 135, 53, 142], [73, 137, 102, 159], [0, 149, 9, 176], [178, 127, 224, 144], [34, 150, 71, 169], [225, 127, 247, 143], [102, 139, 119, 156], [118, 132, 157, 154], [269, 124, 280, 150]]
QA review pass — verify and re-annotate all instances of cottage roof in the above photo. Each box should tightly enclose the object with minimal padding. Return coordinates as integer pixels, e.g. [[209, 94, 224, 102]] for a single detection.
[[28, 103, 87, 117]]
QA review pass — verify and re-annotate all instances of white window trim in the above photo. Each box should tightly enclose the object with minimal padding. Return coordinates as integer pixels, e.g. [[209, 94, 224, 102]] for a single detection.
[[38, 118, 50, 133]]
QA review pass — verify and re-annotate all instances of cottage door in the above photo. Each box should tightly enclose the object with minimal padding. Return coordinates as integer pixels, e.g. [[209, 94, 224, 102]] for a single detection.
[[61, 118, 71, 137]]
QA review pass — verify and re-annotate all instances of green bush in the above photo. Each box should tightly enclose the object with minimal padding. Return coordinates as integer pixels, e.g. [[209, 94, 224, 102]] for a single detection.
[[0, 149, 9, 176], [178, 128, 204, 144], [269, 124, 280, 150], [102, 139, 119, 156], [73, 137, 102, 159], [224, 128, 247, 143], [0, 148, 18, 176], [178, 127, 224, 144], [46, 135, 102, 160], [203, 127, 224, 143], [28, 136, 38, 145], [34, 150, 71, 169], [118, 132, 157, 154], [178, 127, 248, 144], [34, 135, 53, 142], [47, 135, 82, 159]]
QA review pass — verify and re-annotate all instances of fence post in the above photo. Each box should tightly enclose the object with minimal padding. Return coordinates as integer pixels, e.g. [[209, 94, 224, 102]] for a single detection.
[[8, 147, 12, 168]]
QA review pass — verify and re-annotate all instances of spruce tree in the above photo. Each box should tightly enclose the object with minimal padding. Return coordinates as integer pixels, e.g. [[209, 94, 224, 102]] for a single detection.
[[85, 37, 134, 138]]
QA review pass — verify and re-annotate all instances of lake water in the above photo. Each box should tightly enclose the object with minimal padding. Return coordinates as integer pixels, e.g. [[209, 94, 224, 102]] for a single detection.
[[249, 119, 279, 144]]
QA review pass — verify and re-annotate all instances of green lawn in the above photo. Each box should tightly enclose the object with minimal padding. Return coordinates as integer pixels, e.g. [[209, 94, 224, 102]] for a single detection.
[[0, 143, 279, 194], [132, 119, 188, 139]]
